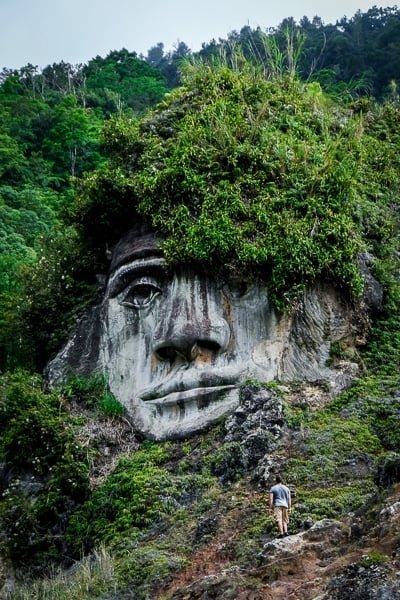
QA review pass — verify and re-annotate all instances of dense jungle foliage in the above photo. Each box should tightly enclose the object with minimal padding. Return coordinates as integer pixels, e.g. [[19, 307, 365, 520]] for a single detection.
[[1, 6, 400, 370], [0, 49, 169, 370], [0, 6, 400, 597]]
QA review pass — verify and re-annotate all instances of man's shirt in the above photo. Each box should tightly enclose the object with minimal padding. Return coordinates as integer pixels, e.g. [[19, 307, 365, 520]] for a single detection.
[[270, 483, 290, 508]]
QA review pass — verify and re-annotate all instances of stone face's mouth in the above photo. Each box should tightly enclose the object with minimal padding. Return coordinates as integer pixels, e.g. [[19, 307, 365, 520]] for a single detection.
[[139, 370, 240, 406], [141, 385, 236, 407], [133, 369, 244, 439]]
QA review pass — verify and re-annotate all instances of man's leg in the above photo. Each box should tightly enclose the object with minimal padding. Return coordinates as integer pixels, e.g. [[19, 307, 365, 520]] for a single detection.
[[282, 507, 289, 535], [273, 507, 284, 535]]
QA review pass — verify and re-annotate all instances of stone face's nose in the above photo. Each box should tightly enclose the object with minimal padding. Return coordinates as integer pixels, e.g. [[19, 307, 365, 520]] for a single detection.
[[153, 274, 230, 364], [155, 339, 222, 363]]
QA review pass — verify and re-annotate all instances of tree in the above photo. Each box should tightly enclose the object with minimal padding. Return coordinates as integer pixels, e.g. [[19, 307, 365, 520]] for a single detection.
[[83, 50, 168, 114], [42, 96, 103, 178], [146, 43, 165, 67]]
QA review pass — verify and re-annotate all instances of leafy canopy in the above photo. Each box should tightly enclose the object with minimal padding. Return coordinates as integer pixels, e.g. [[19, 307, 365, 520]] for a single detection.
[[76, 57, 398, 306]]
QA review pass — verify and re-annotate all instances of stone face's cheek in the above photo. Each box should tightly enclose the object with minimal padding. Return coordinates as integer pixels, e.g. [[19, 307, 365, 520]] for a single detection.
[[100, 299, 157, 404], [226, 284, 277, 366]]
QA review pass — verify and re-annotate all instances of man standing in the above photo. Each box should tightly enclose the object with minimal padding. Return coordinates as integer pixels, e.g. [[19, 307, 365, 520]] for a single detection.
[[269, 475, 291, 538]]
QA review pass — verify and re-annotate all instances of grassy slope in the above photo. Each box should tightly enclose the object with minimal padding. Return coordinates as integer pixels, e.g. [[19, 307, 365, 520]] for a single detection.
[[2, 371, 400, 599]]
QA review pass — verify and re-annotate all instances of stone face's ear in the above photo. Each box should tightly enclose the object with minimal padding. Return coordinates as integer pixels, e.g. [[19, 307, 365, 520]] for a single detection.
[[278, 282, 369, 391]]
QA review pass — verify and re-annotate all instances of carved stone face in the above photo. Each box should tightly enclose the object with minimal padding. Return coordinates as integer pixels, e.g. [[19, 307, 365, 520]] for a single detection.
[[100, 227, 279, 439], [47, 226, 368, 440]]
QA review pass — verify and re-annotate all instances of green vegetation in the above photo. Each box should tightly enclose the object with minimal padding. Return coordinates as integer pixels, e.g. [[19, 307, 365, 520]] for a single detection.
[[1, 7, 400, 597], [198, 7, 400, 101], [0, 51, 169, 370], [0, 371, 91, 569], [291, 481, 377, 524], [279, 375, 400, 528], [66, 440, 215, 554], [61, 373, 126, 417], [327, 375, 400, 452], [77, 63, 369, 308], [4, 547, 116, 600], [1, 8, 400, 369], [1, 375, 399, 595], [358, 549, 389, 567], [68, 54, 398, 326]]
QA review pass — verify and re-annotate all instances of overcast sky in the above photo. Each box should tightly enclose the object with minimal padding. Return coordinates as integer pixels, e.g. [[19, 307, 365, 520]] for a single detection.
[[0, 0, 391, 70]]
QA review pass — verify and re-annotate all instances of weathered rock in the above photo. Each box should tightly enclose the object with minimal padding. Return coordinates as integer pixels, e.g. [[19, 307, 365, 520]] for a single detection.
[[324, 560, 400, 600], [169, 570, 243, 600], [302, 519, 347, 543], [358, 252, 384, 312], [213, 386, 286, 482], [224, 386, 285, 443], [261, 519, 348, 556]]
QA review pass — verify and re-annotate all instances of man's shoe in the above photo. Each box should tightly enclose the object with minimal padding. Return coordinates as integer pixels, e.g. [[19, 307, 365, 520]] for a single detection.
[[284, 532, 289, 537]]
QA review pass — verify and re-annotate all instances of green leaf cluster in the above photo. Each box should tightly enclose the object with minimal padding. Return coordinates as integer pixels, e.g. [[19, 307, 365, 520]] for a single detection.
[[66, 442, 213, 553], [61, 373, 126, 417], [83, 49, 168, 114], [75, 59, 400, 307], [0, 51, 169, 370], [291, 480, 377, 525], [17, 227, 98, 369], [0, 371, 90, 568], [327, 375, 400, 452], [284, 411, 382, 486]]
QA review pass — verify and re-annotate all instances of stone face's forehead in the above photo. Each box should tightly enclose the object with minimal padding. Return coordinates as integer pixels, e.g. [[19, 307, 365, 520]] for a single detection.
[[110, 226, 164, 274]]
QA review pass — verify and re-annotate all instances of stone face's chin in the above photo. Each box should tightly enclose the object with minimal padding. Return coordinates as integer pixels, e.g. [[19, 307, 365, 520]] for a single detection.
[[134, 386, 240, 440]]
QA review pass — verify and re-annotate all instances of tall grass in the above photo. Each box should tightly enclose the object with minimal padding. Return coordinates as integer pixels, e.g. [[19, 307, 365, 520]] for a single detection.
[[6, 547, 115, 600]]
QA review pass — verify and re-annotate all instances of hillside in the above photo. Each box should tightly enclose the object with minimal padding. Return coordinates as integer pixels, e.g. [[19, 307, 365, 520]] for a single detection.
[[1, 7, 400, 600], [2, 6, 400, 370], [1, 376, 400, 598]]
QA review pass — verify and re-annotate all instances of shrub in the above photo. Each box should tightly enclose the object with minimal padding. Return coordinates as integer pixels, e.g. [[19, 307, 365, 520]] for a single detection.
[[61, 373, 126, 417], [290, 480, 377, 526], [66, 442, 212, 554], [0, 371, 90, 570], [284, 412, 382, 485], [327, 375, 400, 451], [374, 452, 400, 487]]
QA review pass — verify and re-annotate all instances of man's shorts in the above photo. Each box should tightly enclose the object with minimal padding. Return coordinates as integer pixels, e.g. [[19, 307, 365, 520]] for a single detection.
[[273, 506, 289, 528]]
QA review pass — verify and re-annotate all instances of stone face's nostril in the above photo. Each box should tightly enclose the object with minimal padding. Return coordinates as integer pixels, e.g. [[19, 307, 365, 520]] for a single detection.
[[156, 346, 179, 362], [190, 340, 221, 361], [196, 340, 221, 353]]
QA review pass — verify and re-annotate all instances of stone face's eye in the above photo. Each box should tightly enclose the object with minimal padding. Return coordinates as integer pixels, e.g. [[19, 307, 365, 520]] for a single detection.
[[121, 281, 161, 308]]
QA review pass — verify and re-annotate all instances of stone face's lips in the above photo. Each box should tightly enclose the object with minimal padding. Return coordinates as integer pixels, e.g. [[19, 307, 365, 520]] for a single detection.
[[139, 371, 240, 403], [142, 385, 236, 407]]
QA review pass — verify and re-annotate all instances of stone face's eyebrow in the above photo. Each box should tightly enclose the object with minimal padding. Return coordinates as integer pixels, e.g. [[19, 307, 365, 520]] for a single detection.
[[106, 257, 166, 298], [109, 229, 164, 273]]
